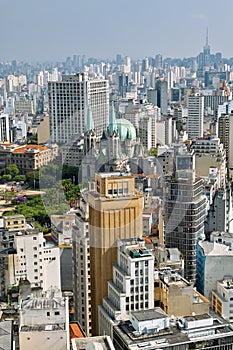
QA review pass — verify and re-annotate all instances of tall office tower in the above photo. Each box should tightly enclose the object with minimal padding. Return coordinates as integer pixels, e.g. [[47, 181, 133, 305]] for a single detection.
[[125, 56, 131, 74], [98, 239, 154, 337], [228, 113, 233, 178], [147, 88, 157, 106], [155, 79, 168, 115], [218, 114, 229, 156], [88, 173, 143, 335], [72, 190, 92, 336], [155, 54, 163, 69], [142, 57, 149, 72], [0, 114, 15, 142], [48, 73, 109, 144], [187, 93, 204, 140], [164, 151, 206, 283]]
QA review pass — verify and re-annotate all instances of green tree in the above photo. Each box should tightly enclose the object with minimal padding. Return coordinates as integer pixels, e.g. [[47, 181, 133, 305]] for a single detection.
[[2, 174, 12, 182], [14, 175, 26, 182], [6, 164, 19, 178], [26, 170, 40, 188]]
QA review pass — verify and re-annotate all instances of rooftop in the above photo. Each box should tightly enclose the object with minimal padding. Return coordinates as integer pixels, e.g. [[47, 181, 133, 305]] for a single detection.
[[12, 144, 48, 154], [132, 308, 168, 322], [71, 335, 115, 350], [114, 314, 233, 350], [21, 297, 66, 310]]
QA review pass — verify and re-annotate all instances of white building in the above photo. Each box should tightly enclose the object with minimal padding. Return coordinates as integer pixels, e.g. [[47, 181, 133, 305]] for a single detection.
[[48, 73, 109, 144], [98, 238, 154, 338], [19, 294, 69, 350], [210, 232, 233, 250], [7, 230, 61, 293], [196, 241, 233, 299], [156, 120, 166, 145], [187, 94, 204, 140]]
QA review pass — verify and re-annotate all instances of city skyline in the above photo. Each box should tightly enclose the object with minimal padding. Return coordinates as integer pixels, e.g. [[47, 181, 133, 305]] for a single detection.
[[2, 0, 233, 62]]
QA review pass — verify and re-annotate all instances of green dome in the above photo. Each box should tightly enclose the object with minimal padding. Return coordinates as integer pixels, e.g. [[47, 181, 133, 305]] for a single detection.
[[116, 118, 136, 140]]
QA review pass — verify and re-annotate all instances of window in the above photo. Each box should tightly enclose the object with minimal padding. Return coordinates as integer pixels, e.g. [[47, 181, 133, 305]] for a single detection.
[[47, 312, 50, 316], [55, 311, 60, 316]]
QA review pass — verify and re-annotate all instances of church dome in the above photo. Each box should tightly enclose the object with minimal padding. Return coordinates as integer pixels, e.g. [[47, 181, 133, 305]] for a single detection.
[[116, 118, 136, 140]]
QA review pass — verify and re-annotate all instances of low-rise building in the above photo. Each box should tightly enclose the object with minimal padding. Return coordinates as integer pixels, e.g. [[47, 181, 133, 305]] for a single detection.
[[71, 335, 115, 350], [113, 310, 233, 350], [3, 214, 26, 231], [154, 270, 209, 317], [0, 143, 58, 173], [19, 294, 69, 350], [212, 276, 233, 322]]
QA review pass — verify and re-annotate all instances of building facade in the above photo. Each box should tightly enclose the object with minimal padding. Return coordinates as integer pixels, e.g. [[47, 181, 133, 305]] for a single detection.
[[187, 93, 204, 140], [48, 73, 109, 144], [88, 173, 143, 334]]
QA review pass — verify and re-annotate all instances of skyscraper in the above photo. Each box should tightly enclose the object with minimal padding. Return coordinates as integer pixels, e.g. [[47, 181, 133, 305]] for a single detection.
[[155, 79, 168, 115], [48, 73, 109, 144], [187, 93, 204, 140], [164, 150, 206, 282], [88, 173, 143, 334]]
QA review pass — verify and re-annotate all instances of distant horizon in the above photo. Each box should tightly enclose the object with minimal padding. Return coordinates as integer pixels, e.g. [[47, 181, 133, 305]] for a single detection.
[[1, 0, 233, 62], [1, 49, 233, 65]]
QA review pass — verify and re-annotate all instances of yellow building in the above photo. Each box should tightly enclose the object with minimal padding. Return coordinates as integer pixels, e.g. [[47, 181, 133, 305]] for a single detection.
[[154, 270, 209, 317], [88, 172, 143, 334], [3, 215, 26, 231], [0, 143, 58, 174]]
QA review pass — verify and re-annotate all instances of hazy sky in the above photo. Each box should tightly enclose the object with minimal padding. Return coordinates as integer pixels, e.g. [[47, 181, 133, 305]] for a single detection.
[[1, 0, 233, 62]]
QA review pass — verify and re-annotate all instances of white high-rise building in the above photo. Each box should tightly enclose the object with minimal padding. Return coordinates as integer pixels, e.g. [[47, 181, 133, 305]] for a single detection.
[[7, 230, 61, 293], [48, 73, 109, 144], [187, 93, 204, 140], [98, 238, 154, 338]]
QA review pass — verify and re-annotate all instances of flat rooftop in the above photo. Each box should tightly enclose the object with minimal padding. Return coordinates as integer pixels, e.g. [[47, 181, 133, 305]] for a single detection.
[[97, 172, 132, 178], [132, 308, 168, 322], [72, 335, 115, 350]]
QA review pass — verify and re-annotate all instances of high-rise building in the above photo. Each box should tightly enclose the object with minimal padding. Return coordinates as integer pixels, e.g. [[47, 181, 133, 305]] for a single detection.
[[72, 189, 92, 336], [48, 73, 109, 144], [88, 173, 143, 334], [7, 230, 61, 293], [155, 79, 168, 115], [187, 93, 204, 140], [218, 114, 229, 155], [98, 238, 154, 337], [228, 113, 233, 177], [164, 150, 206, 282]]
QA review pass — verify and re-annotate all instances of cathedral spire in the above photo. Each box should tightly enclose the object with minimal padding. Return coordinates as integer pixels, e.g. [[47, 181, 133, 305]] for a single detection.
[[86, 99, 94, 132], [109, 101, 117, 133]]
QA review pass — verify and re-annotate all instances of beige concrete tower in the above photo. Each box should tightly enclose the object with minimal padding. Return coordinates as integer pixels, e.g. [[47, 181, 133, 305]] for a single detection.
[[88, 172, 143, 335]]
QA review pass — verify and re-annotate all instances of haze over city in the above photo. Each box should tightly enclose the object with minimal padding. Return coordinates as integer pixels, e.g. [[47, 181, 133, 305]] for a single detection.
[[1, 0, 233, 61]]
